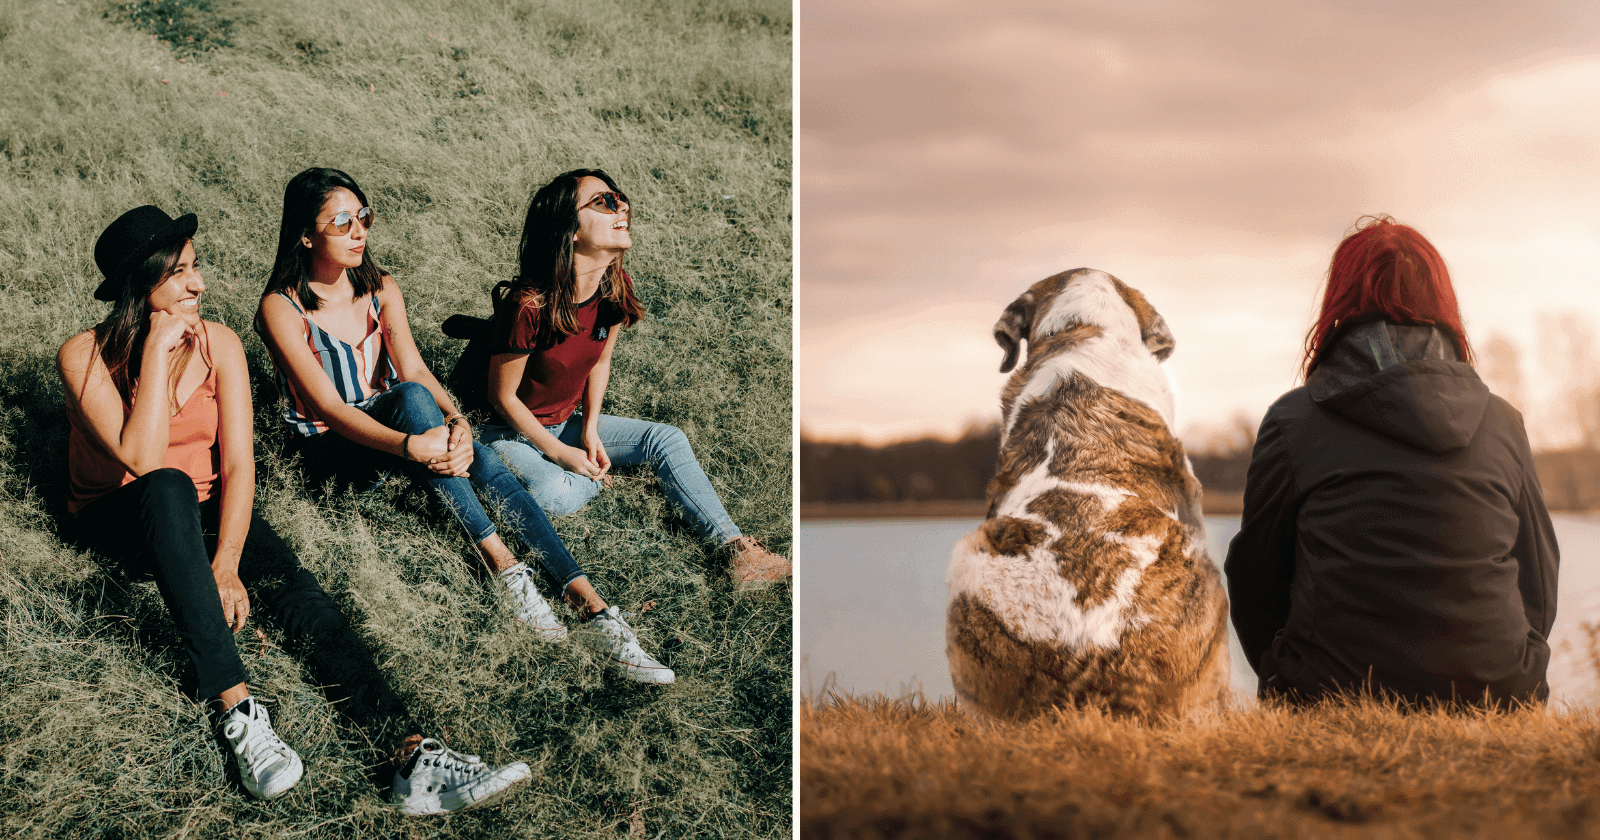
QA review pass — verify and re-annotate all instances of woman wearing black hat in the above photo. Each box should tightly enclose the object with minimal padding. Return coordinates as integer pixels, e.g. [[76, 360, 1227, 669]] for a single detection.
[[58, 206, 531, 814]]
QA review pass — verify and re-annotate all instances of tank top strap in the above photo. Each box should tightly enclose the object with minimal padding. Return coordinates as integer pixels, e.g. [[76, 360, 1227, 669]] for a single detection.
[[277, 290, 308, 315]]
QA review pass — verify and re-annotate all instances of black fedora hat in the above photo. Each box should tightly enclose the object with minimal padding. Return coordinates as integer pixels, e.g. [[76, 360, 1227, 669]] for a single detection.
[[93, 205, 198, 301]]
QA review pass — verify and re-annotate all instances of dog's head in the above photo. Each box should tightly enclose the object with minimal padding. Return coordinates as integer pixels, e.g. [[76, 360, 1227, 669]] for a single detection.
[[994, 269, 1174, 373]]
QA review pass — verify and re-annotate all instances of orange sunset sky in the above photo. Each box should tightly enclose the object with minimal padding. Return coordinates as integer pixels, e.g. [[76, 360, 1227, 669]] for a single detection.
[[800, 0, 1600, 451]]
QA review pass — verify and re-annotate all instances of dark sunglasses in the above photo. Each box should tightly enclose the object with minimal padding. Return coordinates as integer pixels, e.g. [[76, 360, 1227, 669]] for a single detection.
[[581, 191, 628, 215], [320, 206, 375, 235]]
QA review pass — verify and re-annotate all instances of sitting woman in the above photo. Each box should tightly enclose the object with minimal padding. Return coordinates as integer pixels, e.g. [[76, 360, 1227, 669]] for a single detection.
[[1225, 216, 1558, 708], [60, 205, 529, 812], [477, 169, 790, 591], [254, 168, 671, 685]]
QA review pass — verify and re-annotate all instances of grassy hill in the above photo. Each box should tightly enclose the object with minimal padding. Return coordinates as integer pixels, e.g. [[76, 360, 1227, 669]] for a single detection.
[[0, 0, 791, 836]]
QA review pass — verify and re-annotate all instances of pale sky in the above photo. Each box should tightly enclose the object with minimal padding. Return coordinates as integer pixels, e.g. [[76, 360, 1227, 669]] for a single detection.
[[800, 0, 1600, 449]]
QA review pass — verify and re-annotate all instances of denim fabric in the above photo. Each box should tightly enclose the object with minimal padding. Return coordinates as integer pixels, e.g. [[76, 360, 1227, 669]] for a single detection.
[[69, 470, 412, 738], [292, 381, 586, 589], [480, 413, 740, 545]]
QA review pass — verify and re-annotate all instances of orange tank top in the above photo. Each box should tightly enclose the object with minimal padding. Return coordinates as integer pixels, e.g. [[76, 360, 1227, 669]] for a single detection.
[[67, 350, 221, 515]]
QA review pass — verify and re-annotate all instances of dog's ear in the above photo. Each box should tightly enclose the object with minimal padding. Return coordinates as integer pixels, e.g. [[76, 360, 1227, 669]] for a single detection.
[[1142, 311, 1175, 361], [994, 290, 1036, 373], [1112, 279, 1176, 362]]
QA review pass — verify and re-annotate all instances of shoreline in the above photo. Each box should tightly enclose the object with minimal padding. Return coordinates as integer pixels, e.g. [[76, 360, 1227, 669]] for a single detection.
[[802, 493, 1600, 520], [801, 491, 1247, 520]]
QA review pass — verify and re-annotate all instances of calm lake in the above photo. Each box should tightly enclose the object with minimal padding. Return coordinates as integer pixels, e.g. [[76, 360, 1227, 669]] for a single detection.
[[800, 514, 1600, 708]]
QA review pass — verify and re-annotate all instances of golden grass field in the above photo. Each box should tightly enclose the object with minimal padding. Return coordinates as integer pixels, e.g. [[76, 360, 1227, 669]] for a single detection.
[[802, 689, 1600, 839]]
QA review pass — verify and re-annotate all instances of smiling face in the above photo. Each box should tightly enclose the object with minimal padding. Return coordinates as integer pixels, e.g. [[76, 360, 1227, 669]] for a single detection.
[[572, 175, 631, 254], [301, 187, 369, 272], [145, 240, 204, 326]]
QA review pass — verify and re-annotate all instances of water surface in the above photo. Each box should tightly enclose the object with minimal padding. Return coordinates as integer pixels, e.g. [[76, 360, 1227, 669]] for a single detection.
[[801, 514, 1600, 707]]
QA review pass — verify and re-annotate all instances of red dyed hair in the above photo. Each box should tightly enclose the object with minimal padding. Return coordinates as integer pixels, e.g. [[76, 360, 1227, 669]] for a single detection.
[[1302, 215, 1473, 377]]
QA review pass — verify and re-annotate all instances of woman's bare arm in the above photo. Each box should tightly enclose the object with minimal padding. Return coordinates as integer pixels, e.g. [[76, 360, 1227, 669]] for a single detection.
[[209, 322, 255, 631], [57, 312, 191, 475], [578, 327, 620, 475]]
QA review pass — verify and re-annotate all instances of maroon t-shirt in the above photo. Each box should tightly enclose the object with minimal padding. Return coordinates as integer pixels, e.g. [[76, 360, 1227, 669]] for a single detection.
[[491, 287, 610, 425]]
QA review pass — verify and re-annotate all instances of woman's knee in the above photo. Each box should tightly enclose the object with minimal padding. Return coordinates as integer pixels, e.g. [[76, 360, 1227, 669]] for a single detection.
[[136, 469, 203, 525], [373, 381, 444, 433], [391, 381, 439, 417], [643, 422, 694, 463], [500, 468, 591, 516], [140, 468, 200, 504]]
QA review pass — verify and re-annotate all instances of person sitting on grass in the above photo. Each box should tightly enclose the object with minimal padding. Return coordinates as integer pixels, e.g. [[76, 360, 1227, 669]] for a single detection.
[[471, 168, 791, 592], [1225, 215, 1559, 708], [60, 205, 531, 813], [254, 167, 672, 685]]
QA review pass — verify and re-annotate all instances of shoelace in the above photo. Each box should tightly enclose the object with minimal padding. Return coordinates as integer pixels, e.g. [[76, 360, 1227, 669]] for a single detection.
[[594, 609, 638, 644], [225, 713, 288, 772], [420, 744, 490, 786]]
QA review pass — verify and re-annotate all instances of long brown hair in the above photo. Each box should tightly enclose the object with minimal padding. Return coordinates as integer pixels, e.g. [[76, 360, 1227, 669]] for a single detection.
[[1303, 215, 1473, 378], [261, 167, 386, 312], [92, 238, 207, 410], [505, 168, 644, 345]]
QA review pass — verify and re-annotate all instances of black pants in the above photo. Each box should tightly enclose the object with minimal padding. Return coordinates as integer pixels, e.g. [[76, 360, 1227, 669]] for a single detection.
[[71, 469, 411, 736]]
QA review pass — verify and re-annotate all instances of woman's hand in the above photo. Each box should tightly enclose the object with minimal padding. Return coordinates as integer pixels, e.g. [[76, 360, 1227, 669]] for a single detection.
[[215, 569, 251, 632], [553, 442, 605, 480], [146, 310, 194, 356], [405, 425, 452, 463], [426, 419, 475, 477], [581, 426, 611, 478]]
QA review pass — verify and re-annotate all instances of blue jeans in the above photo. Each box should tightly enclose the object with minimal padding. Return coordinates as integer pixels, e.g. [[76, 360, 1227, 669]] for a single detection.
[[291, 382, 586, 590], [479, 413, 740, 545]]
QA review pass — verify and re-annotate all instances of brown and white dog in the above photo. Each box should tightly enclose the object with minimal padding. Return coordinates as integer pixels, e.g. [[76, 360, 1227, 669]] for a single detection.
[[945, 268, 1230, 722]]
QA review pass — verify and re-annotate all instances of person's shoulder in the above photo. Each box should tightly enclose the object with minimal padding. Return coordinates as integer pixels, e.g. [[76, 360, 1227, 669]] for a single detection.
[[57, 329, 98, 369], [202, 320, 245, 352], [1263, 386, 1312, 421], [258, 289, 298, 316], [373, 272, 406, 307], [509, 285, 543, 312]]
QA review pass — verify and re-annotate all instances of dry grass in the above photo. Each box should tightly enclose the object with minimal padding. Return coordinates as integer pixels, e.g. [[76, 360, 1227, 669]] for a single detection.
[[0, 0, 790, 836], [802, 692, 1600, 839]]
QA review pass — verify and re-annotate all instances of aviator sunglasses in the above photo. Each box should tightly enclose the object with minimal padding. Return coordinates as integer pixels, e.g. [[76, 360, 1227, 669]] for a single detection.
[[581, 191, 628, 215], [319, 206, 375, 235]]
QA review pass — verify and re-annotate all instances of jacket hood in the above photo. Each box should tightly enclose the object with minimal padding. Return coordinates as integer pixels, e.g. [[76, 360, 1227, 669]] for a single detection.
[[1307, 320, 1488, 453]]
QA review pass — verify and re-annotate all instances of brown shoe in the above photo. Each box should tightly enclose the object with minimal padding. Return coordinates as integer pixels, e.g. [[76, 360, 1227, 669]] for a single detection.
[[727, 536, 791, 592]]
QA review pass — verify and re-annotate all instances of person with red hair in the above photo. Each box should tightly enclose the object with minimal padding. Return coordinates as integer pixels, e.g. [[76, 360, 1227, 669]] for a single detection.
[[1224, 216, 1558, 708]]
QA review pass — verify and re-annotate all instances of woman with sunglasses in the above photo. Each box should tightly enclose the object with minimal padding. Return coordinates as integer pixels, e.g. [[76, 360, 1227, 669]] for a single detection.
[[60, 205, 531, 812], [476, 169, 790, 590], [255, 168, 672, 685]]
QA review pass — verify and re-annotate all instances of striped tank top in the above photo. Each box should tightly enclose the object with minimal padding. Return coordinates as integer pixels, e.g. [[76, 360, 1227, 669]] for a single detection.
[[272, 291, 400, 437]]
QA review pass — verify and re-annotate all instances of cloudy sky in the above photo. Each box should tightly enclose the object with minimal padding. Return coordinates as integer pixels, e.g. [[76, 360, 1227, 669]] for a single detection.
[[800, 0, 1600, 450]]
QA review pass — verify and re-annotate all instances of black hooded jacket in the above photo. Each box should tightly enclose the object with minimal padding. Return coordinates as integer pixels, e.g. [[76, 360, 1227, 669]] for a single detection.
[[1224, 320, 1559, 706]]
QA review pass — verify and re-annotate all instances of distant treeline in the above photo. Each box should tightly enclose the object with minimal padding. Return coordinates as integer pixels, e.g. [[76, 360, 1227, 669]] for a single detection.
[[801, 425, 1600, 512]]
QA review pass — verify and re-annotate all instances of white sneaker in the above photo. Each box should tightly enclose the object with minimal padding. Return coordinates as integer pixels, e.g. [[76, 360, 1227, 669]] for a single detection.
[[580, 606, 675, 685], [391, 738, 532, 816], [499, 563, 568, 641], [220, 698, 304, 800]]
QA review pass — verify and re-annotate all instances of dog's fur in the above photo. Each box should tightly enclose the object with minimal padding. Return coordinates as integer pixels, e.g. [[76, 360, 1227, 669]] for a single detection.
[[945, 268, 1230, 722]]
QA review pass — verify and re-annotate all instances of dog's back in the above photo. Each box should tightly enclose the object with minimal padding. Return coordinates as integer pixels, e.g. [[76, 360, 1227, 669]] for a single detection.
[[946, 270, 1229, 721]]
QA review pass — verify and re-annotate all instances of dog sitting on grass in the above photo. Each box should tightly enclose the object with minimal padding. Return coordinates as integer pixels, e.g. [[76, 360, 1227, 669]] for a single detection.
[[946, 268, 1230, 722]]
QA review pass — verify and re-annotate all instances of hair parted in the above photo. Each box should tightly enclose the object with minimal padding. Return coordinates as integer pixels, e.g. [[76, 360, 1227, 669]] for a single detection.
[[502, 168, 644, 345], [1302, 215, 1473, 377], [93, 238, 204, 409], [261, 167, 385, 312]]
